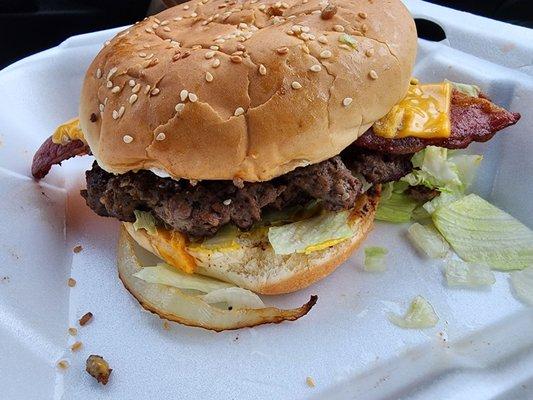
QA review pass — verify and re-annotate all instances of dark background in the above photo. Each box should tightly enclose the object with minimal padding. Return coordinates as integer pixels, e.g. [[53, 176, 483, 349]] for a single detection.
[[1, 0, 531, 69]]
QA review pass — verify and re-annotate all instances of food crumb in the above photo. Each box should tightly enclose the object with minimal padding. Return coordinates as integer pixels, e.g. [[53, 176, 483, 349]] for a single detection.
[[57, 360, 69, 370], [306, 376, 316, 388], [73, 245, 83, 253], [86, 355, 112, 385], [162, 320, 171, 330], [68, 327, 78, 336], [71, 341, 83, 352], [67, 278, 77, 287], [79, 312, 93, 326]]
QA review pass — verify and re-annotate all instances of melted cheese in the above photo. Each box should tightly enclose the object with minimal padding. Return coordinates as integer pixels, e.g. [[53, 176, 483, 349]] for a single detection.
[[153, 228, 197, 274], [51, 117, 86, 145], [373, 81, 452, 139]]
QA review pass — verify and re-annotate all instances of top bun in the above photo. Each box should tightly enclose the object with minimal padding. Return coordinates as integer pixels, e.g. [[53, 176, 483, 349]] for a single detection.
[[79, 0, 417, 181]]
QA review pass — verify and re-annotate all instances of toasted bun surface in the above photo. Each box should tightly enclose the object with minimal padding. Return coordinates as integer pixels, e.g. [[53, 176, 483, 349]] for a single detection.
[[123, 187, 379, 295], [80, 0, 417, 181]]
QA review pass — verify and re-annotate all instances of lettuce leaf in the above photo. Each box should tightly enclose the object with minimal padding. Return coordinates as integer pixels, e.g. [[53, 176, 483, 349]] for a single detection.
[[407, 223, 449, 258], [375, 192, 419, 223], [445, 80, 481, 97], [388, 295, 439, 329], [133, 263, 233, 293], [401, 146, 482, 194], [364, 246, 388, 272], [133, 210, 157, 235], [433, 194, 533, 270], [444, 260, 495, 287], [268, 210, 353, 255], [510, 267, 533, 306], [201, 287, 265, 309]]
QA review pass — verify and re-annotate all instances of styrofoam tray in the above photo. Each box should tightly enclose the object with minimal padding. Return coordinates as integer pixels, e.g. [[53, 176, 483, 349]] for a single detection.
[[1, 1, 533, 399]]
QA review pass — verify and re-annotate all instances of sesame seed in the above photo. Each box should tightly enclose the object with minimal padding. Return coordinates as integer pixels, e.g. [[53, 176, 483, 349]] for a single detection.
[[71, 341, 82, 352], [156, 132, 166, 141], [210, 45, 219, 50], [215, 38, 225, 44], [174, 16, 183, 21], [292, 25, 301, 33], [188, 93, 198, 102], [152, 23, 159, 29], [129, 94, 138, 104], [365, 48, 374, 57], [309, 64, 322, 72], [191, 12, 198, 17], [239, 22, 248, 29], [160, 20, 169, 25], [369, 69, 378, 80], [333, 24, 345, 32], [302, 0, 308, 3], [258, 64, 267, 75], [361, 23, 368, 33], [281, 2, 289, 8], [112, 110, 119, 119], [99, 104, 105, 112], [320, 49, 332, 58], [223, 199, 232, 205], [118, 106, 125, 117], [123, 134, 133, 143], [68, 327, 78, 336], [358, 12, 367, 19], [132, 84, 141, 93], [180, 89, 189, 101], [191, 44, 203, 50], [145, 28, 154, 33], [96, 68, 102, 79], [230, 55, 242, 63], [139, 52, 147, 58], [276, 46, 289, 54], [111, 86, 120, 93], [104, 97, 108, 105], [154, 17, 161, 23], [151, 88, 160, 96], [339, 44, 351, 50], [318, 35, 328, 44], [106, 81, 113, 88], [234, 107, 244, 116], [212, 58, 221, 68], [311, 9, 321, 14], [301, 26, 310, 33], [129, 79, 135, 87], [300, 33, 310, 40], [291, 81, 302, 90], [57, 360, 69, 370], [183, 4, 190, 9], [258, 4, 266, 10], [163, 26, 171, 32], [144, 85, 151, 94], [205, 51, 215, 59], [205, 71, 214, 82], [175, 103, 185, 113], [342, 97, 353, 107]]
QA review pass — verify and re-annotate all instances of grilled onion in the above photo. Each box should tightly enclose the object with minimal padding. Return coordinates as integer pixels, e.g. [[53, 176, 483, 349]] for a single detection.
[[117, 226, 317, 331]]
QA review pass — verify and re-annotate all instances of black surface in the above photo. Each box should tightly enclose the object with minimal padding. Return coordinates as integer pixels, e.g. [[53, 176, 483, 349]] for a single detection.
[[0, 0, 531, 69]]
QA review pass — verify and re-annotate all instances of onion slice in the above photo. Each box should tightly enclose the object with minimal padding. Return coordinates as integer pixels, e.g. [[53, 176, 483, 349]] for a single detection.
[[117, 227, 317, 331]]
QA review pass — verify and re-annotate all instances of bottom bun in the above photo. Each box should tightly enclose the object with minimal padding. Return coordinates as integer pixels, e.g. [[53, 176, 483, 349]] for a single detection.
[[123, 187, 380, 295]]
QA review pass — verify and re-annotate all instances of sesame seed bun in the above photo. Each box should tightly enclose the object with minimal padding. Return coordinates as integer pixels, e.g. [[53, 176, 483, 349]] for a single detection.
[[79, 0, 417, 181], [122, 187, 379, 295]]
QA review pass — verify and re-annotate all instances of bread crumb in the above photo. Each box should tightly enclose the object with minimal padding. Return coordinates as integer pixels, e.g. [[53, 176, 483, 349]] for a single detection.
[[68, 327, 78, 336], [73, 245, 83, 253], [79, 312, 93, 326], [306, 376, 316, 387], [67, 278, 76, 287], [57, 360, 69, 370], [71, 341, 83, 352]]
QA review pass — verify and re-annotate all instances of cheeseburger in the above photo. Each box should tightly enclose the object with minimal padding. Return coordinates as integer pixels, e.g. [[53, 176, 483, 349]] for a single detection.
[[32, 0, 519, 330]]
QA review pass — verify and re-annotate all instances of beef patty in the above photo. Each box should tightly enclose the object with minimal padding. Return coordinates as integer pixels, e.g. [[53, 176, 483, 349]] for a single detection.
[[82, 149, 413, 237]]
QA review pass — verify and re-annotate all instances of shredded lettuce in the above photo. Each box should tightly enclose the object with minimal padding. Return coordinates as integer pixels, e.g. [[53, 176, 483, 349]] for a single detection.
[[407, 223, 449, 258], [445, 80, 481, 98], [388, 295, 439, 329], [364, 246, 388, 272], [133, 210, 157, 235], [259, 200, 321, 227], [268, 210, 353, 255], [201, 287, 265, 309], [401, 146, 482, 194], [193, 224, 240, 252], [510, 267, 533, 306], [444, 259, 495, 287], [423, 192, 462, 215], [375, 192, 419, 223], [433, 194, 533, 270], [133, 263, 233, 292]]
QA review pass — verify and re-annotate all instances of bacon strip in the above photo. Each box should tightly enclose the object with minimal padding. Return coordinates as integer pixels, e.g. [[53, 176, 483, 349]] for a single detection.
[[353, 90, 521, 154], [31, 137, 90, 179]]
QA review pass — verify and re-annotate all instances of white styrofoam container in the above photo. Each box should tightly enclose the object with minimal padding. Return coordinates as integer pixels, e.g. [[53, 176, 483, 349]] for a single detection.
[[1, 1, 532, 399]]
